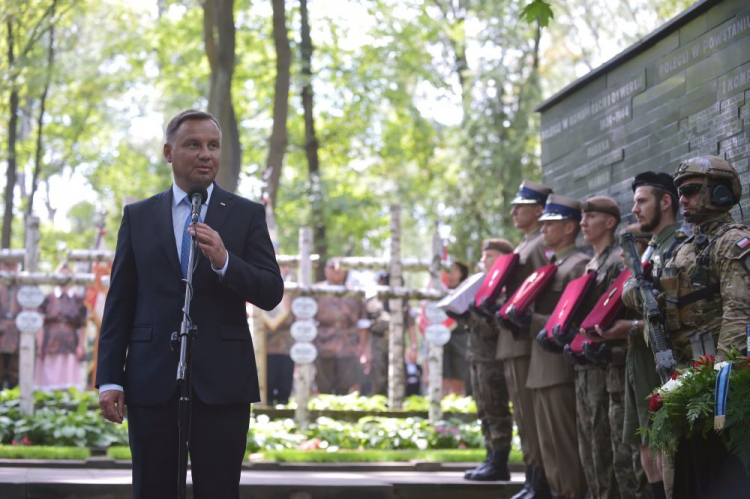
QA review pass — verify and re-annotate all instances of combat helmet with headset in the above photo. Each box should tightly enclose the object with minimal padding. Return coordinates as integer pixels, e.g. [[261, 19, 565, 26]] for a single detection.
[[673, 155, 742, 221]]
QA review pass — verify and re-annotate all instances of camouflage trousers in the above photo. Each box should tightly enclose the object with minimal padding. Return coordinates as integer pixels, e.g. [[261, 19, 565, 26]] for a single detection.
[[607, 364, 650, 499], [470, 360, 513, 452], [576, 366, 619, 499]]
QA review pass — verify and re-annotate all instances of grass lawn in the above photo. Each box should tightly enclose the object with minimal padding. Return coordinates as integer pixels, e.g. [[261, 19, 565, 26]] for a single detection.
[[251, 448, 524, 463], [0, 445, 90, 460], [109, 446, 524, 464]]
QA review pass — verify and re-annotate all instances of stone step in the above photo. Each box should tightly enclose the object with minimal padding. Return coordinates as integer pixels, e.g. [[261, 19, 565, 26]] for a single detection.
[[0, 467, 525, 499]]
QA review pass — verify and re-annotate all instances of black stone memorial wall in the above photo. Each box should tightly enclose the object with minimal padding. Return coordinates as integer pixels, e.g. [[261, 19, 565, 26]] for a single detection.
[[537, 0, 750, 223]]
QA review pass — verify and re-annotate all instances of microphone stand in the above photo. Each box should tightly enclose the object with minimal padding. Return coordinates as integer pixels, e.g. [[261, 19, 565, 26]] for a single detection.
[[171, 196, 201, 499]]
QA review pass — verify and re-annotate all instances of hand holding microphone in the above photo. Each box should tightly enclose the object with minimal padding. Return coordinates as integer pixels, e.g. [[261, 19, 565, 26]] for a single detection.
[[189, 185, 208, 224], [187, 185, 227, 269]]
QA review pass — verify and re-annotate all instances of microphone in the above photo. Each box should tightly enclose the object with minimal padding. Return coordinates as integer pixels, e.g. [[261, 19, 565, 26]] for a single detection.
[[188, 185, 208, 224]]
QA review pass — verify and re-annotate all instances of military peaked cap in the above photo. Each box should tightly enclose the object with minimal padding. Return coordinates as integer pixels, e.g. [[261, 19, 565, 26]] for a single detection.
[[538, 194, 582, 222], [511, 180, 553, 205]]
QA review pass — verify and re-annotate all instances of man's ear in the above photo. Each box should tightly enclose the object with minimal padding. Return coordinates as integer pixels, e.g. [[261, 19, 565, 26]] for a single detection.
[[163, 143, 173, 163], [534, 205, 544, 218], [565, 220, 576, 236], [660, 193, 671, 213]]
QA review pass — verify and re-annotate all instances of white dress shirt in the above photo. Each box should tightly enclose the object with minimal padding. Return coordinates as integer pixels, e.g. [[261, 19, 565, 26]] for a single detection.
[[100, 183, 229, 395]]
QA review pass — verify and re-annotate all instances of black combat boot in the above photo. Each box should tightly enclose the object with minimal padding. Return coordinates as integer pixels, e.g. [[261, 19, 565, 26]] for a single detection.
[[509, 464, 533, 499], [469, 446, 510, 481], [464, 449, 493, 480], [524, 466, 551, 499]]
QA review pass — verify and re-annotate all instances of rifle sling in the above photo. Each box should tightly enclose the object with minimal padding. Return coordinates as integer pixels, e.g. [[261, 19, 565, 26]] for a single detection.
[[664, 283, 720, 308]]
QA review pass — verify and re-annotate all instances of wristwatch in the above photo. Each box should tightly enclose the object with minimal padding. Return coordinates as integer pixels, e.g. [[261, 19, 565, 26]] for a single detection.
[[629, 319, 640, 337]]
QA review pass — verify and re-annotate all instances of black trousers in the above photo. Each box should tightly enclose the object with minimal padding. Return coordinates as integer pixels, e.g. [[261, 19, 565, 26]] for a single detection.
[[266, 354, 294, 404], [673, 431, 750, 499], [127, 390, 250, 499]]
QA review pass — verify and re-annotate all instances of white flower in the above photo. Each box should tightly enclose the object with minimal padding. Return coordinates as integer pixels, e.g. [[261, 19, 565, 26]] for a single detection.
[[679, 370, 695, 381], [659, 378, 682, 395], [714, 361, 729, 371]]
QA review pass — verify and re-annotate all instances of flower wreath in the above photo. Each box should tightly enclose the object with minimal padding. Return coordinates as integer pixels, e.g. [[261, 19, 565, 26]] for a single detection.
[[644, 352, 750, 469]]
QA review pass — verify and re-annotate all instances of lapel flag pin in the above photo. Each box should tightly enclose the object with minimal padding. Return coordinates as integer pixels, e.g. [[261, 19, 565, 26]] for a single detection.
[[220, 202, 226, 207]]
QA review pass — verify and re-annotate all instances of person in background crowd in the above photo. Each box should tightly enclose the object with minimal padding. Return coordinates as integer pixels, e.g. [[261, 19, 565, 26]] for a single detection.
[[0, 262, 20, 389], [363, 270, 417, 396], [443, 260, 470, 396], [621, 171, 684, 499], [404, 361, 422, 396], [264, 263, 295, 405], [313, 258, 370, 394], [35, 263, 87, 390], [463, 238, 515, 482]]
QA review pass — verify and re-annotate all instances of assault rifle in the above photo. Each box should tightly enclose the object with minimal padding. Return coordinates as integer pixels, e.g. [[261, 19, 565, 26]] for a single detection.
[[619, 232, 676, 383]]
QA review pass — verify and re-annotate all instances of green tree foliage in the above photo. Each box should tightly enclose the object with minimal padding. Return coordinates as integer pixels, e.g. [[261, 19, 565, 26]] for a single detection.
[[0, 0, 701, 265]]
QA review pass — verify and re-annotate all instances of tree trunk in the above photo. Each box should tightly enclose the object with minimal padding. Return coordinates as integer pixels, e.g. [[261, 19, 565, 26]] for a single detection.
[[27, 0, 57, 219], [263, 0, 291, 212], [3, 20, 19, 249], [501, 19, 542, 231], [202, 0, 241, 193], [299, 0, 326, 281]]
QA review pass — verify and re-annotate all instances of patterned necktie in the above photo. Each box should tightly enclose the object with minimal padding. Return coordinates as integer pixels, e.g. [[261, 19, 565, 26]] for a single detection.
[[180, 196, 201, 278]]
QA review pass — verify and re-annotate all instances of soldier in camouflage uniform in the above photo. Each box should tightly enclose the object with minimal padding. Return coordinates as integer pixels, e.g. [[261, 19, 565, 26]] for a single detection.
[[657, 156, 750, 499], [661, 155, 750, 499], [622, 172, 684, 499], [576, 197, 647, 499], [662, 156, 750, 363], [501, 180, 553, 499], [463, 238, 515, 482]]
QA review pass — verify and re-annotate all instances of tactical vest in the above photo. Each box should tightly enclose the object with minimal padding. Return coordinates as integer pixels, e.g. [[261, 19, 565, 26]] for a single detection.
[[660, 223, 744, 360]]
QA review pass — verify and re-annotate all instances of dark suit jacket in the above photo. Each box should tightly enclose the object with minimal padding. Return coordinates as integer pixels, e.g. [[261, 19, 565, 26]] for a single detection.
[[95, 185, 283, 406]]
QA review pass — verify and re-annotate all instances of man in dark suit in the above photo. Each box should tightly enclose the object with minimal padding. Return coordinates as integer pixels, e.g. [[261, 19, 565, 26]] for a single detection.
[[96, 109, 283, 499]]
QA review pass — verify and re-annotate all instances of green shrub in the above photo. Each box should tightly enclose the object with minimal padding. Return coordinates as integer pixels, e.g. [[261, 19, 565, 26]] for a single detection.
[[247, 414, 482, 453], [0, 389, 486, 457], [0, 389, 128, 448], [11, 404, 128, 448], [283, 393, 477, 414]]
